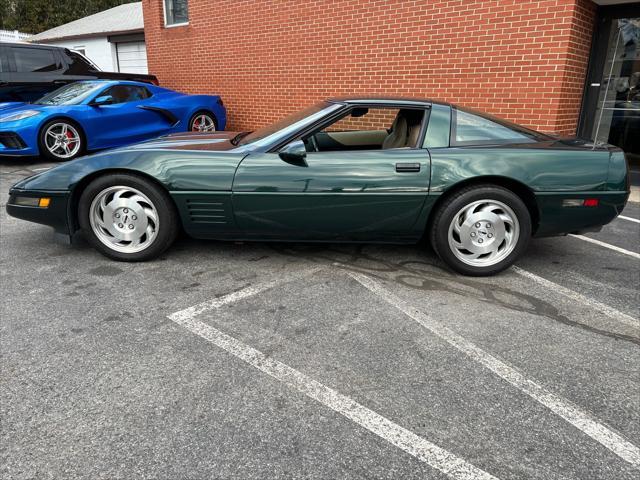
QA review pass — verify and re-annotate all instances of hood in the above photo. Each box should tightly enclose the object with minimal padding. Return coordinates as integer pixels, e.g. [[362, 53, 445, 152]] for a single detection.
[[120, 131, 244, 152], [0, 102, 60, 120], [0, 102, 28, 113]]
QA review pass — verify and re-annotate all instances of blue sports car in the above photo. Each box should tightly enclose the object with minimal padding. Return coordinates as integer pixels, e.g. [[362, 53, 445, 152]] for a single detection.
[[0, 80, 226, 161]]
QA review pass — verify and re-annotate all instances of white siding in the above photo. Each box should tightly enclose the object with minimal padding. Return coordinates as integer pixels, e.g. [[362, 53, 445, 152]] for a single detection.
[[40, 37, 116, 71]]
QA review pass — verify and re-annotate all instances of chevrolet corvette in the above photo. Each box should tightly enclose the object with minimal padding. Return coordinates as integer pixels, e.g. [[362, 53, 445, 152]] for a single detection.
[[6, 97, 629, 275], [0, 80, 226, 161]]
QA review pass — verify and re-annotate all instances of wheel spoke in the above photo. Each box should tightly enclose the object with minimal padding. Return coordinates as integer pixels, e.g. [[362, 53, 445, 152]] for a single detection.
[[144, 207, 157, 224], [452, 218, 463, 235], [498, 213, 513, 226]]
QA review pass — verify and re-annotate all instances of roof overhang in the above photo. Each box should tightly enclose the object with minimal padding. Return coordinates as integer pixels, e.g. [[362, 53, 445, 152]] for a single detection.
[[30, 28, 144, 44]]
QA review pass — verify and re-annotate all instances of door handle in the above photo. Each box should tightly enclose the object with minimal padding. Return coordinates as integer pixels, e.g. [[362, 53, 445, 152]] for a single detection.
[[395, 162, 421, 173]]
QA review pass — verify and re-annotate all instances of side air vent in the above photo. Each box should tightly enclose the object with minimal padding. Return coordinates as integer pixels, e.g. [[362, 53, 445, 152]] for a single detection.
[[186, 199, 227, 224]]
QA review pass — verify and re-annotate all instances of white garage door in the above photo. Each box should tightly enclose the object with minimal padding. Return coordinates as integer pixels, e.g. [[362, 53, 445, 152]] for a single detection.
[[116, 41, 148, 74]]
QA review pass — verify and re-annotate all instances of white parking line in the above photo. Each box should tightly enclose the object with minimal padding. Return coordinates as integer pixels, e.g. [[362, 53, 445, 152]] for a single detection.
[[169, 268, 321, 322], [618, 215, 640, 224], [168, 277, 499, 480], [512, 267, 639, 329], [348, 272, 640, 468], [569, 234, 640, 259]]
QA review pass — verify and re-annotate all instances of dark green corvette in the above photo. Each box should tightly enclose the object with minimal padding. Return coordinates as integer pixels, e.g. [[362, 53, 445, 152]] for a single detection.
[[6, 97, 630, 275]]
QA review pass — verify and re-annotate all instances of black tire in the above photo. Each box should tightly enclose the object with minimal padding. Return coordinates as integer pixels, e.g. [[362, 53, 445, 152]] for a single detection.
[[188, 110, 218, 132], [429, 185, 532, 276], [38, 119, 85, 162], [78, 173, 179, 261]]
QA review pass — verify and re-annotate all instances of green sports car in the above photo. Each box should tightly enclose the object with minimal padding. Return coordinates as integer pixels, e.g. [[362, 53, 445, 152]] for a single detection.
[[6, 97, 630, 276]]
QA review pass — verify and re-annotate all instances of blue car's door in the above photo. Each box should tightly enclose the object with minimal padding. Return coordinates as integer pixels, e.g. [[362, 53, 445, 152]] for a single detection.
[[83, 85, 173, 149]]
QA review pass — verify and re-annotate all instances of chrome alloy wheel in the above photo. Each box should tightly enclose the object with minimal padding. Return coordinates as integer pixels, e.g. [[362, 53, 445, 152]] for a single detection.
[[191, 114, 216, 132], [89, 186, 159, 253], [447, 199, 520, 267], [44, 122, 81, 159]]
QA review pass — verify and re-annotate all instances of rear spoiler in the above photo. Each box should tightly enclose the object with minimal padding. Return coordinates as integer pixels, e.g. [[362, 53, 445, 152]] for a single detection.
[[90, 70, 159, 85]]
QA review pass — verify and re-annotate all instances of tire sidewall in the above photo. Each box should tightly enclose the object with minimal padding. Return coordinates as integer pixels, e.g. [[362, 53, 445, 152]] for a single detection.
[[432, 186, 532, 276], [188, 111, 217, 132], [78, 173, 179, 261], [38, 119, 85, 162]]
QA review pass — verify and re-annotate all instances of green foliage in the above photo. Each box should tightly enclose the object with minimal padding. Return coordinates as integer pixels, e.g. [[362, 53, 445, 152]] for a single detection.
[[0, 0, 139, 34]]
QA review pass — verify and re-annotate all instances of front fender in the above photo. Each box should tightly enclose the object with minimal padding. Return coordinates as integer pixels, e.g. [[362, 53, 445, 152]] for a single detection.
[[12, 148, 244, 192]]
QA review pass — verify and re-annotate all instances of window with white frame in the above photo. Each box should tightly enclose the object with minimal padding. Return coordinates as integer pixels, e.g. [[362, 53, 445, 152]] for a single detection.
[[164, 0, 189, 26]]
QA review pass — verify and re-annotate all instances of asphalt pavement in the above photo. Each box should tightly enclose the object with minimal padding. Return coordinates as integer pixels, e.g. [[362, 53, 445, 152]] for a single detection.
[[1, 158, 638, 480]]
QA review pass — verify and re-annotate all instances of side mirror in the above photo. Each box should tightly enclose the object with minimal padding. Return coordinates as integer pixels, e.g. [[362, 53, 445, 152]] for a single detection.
[[90, 95, 113, 106], [278, 140, 307, 166]]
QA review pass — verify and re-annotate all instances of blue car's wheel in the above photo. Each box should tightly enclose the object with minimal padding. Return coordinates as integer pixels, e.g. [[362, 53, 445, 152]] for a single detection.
[[38, 119, 85, 162], [189, 111, 217, 132]]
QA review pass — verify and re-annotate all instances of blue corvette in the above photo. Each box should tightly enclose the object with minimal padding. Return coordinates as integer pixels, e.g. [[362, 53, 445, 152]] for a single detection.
[[0, 80, 226, 161]]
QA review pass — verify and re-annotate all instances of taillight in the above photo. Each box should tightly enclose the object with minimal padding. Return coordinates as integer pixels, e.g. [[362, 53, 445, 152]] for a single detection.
[[562, 199, 599, 207]]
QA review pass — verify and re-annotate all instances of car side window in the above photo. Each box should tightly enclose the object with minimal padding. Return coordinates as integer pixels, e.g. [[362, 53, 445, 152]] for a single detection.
[[451, 108, 535, 146], [63, 50, 96, 74], [304, 107, 426, 152], [12, 47, 60, 73], [101, 85, 152, 104]]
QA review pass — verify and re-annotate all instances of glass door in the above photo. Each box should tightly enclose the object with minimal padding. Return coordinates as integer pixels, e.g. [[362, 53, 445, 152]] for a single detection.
[[592, 17, 640, 165]]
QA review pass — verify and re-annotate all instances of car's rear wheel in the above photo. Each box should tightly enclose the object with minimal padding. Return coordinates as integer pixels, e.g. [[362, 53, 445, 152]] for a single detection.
[[78, 173, 179, 261], [430, 185, 531, 276], [189, 111, 217, 132], [38, 119, 85, 161]]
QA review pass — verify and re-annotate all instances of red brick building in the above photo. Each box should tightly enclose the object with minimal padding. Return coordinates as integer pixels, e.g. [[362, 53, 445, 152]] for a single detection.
[[142, 0, 640, 161]]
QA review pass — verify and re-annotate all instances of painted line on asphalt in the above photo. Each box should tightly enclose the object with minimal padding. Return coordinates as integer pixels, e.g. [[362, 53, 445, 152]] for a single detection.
[[569, 234, 640, 259], [618, 215, 640, 224], [169, 268, 321, 322], [512, 266, 639, 329], [31, 167, 50, 172], [168, 278, 499, 480], [348, 271, 640, 468]]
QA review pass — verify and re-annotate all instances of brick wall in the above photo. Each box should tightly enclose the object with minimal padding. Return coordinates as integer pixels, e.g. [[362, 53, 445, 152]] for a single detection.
[[143, 0, 596, 135]]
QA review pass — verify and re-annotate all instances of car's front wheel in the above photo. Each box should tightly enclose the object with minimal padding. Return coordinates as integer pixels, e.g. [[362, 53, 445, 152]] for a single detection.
[[38, 119, 85, 161], [78, 173, 179, 261], [430, 185, 531, 276]]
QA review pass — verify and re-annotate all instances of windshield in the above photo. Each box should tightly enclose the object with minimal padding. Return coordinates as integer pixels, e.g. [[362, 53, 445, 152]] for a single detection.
[[239, 102, 333, 145], [34, 82, 103, 106]]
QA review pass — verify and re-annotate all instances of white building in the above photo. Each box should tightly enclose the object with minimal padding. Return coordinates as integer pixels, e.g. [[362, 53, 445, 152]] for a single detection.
[[28, 2, 148, 74]]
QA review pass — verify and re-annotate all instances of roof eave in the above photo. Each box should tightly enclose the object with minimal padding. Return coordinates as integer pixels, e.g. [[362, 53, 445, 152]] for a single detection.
[[29, 28, 144, 44]]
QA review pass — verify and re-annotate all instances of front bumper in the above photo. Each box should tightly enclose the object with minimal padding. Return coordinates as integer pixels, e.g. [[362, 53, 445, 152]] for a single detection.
[[0, 131, 37, 156], [6, 188, 72, 235], [0, 129, 38, 155]]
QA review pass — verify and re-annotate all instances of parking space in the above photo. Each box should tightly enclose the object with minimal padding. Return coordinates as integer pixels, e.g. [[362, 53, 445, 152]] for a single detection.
[[1, 159, 639, 480]]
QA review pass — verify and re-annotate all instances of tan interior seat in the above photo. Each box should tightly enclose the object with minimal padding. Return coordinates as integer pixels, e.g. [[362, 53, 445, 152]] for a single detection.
[[382, 110, 423, 149], [382, 115, 408, 149]]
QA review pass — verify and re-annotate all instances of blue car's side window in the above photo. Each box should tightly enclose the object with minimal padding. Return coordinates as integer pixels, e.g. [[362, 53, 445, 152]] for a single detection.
[[101, 85, 152, 104]]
